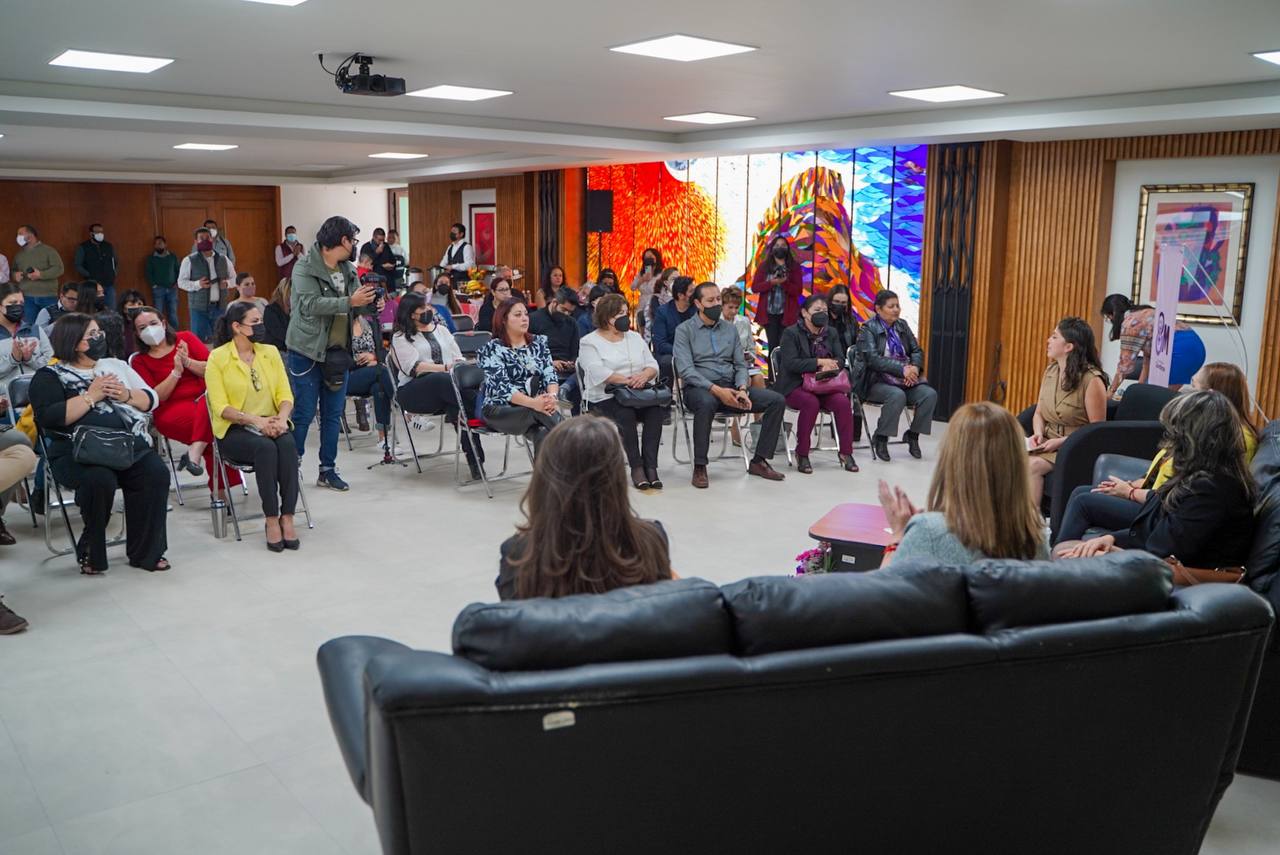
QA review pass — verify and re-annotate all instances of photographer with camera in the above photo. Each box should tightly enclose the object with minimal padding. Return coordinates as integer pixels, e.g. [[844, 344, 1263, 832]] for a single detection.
[[750, 234, 804, 378], [285, 216, 377, 492], [346, 272, 396, 458]]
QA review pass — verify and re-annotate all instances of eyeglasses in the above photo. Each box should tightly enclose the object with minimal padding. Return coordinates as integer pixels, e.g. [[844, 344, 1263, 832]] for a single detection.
[[250, 367, 262, 392]]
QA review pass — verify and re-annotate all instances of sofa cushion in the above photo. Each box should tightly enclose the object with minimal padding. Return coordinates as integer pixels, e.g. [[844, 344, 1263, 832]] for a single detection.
[[965, 551, 1172, 632], [721, 566, 968, 656], [452, 578, 731, 671]]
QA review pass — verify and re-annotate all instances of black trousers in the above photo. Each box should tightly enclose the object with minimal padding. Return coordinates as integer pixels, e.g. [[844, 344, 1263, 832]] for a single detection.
[[50, 448, 169, 570], [592, 398, 664, 469], [682, 385, 785, 466], [219, 426, 300, 518], [764, 315, 785, 380], [396, 373, 482, 463], [481, 403, 562, 457], [1056, 484, 1143, 544], [657, 354, 675, 387]]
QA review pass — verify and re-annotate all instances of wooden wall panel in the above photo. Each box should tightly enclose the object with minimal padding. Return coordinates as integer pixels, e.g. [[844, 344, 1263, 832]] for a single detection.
[[560, 168, 586, 287], [964, 140, 1013, 403], [1256, 178, 1280, 419]]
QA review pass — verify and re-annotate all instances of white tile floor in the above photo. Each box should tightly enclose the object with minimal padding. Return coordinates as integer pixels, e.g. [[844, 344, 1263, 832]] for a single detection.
[[0, 419, 1276, 854]]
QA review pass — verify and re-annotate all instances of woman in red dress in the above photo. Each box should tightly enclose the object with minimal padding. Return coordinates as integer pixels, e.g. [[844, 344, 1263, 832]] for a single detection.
[[129, 308, 241, 495]]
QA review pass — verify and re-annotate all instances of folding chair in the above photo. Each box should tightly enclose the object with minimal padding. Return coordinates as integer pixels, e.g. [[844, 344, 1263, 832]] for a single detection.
[[455, 330, 491, 361], [846, 344, 914, 460], [669, 374, 751, 473], [4, 375, 39, 529], [576, 362, 590, 414], [452, 314, 475, 332], [126, 352, 205, 506], [449, 362, 531, 499], [205, 396, 314, 541], [378, 348, 447, 473], [768, 348, 852, 468]]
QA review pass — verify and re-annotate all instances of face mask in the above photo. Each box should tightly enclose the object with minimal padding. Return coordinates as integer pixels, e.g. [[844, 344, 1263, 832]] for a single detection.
[[140, 324, 167, 346], [773, 248, 787, 260], [701, 305, 722, 323], [450, 233, 460, 241], [418, 309, 434, 326], [434, 285, 450, 296], [657, 291, 673, 305], [286, 234, 297, 243], [810, 311, 829, 328], [92, 233, 105, 242], [240, 322, 266, 342], [93, 297, 106, 311], [3, 304, 24, 322], [208, 228, 219, 238], [16, 235, 27, 247], [85, 335, 109, 360], [613, 316, 630, 332], [197, 240, 214, 253], [154, 246, 166, 255], [831, 304, 848, 316]]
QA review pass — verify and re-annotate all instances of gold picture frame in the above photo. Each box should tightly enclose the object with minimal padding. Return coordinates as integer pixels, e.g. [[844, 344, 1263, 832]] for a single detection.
[[1130, 183, 1253, 325]]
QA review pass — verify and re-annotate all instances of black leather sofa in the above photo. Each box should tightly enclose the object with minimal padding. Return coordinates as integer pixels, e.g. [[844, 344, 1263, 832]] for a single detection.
[[318, 553, 1273, 855], [1018, 383, 1178, 539]]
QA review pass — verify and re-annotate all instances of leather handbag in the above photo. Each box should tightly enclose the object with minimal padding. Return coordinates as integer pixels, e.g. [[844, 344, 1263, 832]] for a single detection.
[[607, 382, 672, 409], [71, 424, 138, 471], [1165, 555, 1245, 586], [802, 370, 851, 396]]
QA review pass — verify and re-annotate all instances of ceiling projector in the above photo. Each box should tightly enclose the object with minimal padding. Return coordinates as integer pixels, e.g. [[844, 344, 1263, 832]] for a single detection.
[[324, 53, 405, 97]]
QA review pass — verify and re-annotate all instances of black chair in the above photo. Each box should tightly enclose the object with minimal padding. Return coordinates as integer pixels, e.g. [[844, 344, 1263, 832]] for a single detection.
[[4, 375, 39, 529], [845, 344, 907, 457], [448, 362, 526, 499], [454, 331, 491, 360], [452, 314, 475, 333], [379, 348, 447, 475], [669, 373, 751, 472]]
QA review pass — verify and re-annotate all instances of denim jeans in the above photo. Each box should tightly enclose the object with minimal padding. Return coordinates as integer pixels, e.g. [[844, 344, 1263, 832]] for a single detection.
[[151, 286, 179, 328], [23, 296, 57, 327], [190, 304, 224, 343], [287, 351, 348, 474]]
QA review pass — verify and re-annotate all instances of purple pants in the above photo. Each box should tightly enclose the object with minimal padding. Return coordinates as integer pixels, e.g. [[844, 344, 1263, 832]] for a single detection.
[[784, 388, 854, 455]]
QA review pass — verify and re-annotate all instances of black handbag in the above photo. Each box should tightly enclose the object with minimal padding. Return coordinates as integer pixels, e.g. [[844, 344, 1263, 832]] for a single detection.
[[606, 382, 672, 408], [70, 425, 138, 470]]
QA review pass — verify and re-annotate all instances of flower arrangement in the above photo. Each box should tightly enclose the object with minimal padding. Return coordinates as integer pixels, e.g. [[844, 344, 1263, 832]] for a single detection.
[[795, 542, 832, 575], [464, 267, 488, 296]]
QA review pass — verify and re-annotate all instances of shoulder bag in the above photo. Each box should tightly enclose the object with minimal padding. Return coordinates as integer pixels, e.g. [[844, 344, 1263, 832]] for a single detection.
[[1165, 555, 1245, 587], [802, 370, 851, 396], [605, 336, 672, 408]]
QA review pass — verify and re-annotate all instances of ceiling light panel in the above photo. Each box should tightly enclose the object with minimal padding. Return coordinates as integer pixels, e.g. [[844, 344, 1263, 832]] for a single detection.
[[368, 152, 428, 159], [611, 34, 755, 62], [407, 85, 513, 101], [1253, 50, 1280, 66], [241, 0, 309, 5], [888, 85, 1005, 103], [49, 49, 174, 73], [663, 112, 756, 124], [174, 143, 238, 151]]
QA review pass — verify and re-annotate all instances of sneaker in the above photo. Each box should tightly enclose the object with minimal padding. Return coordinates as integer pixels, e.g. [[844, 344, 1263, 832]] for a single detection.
[[316, 471, 350, 492], [0, 597, 29, 634]]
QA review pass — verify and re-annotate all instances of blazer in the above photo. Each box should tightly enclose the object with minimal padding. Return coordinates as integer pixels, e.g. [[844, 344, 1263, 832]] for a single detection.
[[205, 341, 293, 438], [773, 321, 848, 397], [852, 317, 925, 399], [1113, 472, 1256, 568]]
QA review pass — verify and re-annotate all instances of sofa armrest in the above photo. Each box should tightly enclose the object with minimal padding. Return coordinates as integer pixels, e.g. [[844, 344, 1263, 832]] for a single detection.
[[1049, 421, 1165, 540], [1091, 454, 1152, 486], [317, 636, 410, 803]]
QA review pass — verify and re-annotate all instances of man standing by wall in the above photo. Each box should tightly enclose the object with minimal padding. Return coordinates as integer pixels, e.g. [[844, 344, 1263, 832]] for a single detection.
[[192, 218, 236, 265], [179, 227, 235, 341], [275, 225, 303, 283], [74, 223, 118, 309], [145, 235, 180, 328], [439, 222, 473, 288], [12, 225, 65, 325], [287, 216, 377, 492]]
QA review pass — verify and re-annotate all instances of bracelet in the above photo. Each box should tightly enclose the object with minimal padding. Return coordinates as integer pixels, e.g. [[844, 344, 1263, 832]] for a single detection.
[[883, 541, 900, 555], [1127, 486, 1137, 501], [80, 392, 94, 408]]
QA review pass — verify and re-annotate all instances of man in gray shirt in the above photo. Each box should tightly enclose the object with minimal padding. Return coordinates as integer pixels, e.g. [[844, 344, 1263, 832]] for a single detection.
[[673, 282, 786, 489]]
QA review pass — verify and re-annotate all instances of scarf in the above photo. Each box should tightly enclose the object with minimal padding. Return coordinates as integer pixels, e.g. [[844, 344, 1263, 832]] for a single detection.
[[52, 364, 152, 443], [879, 317, 909, 387]]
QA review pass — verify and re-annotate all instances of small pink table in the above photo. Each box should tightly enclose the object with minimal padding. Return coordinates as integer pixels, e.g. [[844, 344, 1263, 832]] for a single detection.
[[808, 503, 895, 571]]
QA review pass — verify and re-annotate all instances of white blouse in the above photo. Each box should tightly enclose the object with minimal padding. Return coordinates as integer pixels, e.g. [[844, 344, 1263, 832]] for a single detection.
[[578, 330, 660, 403], [390, 327, 463, 386]]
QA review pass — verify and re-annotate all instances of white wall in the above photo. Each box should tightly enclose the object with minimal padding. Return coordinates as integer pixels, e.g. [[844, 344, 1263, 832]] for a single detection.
[[279, 182, 399, 251], [1103, 155, 1279, 396]]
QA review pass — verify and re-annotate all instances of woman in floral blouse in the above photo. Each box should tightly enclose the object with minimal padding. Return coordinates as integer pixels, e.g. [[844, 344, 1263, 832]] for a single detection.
[[477, 298, 562, 456]]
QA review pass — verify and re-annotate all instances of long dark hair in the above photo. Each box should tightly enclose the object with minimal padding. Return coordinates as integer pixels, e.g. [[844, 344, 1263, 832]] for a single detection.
[[639, 247, 663, 273], [48, 312, 94, 363], [511, 418, 672, 599], [214, 301, 258, 347], [767, 234, 796, 269], [74, 280, 103, 314], [395, 293, 428, 342], [1056, 316, 1108, 393], [541, 265, 566, 303], [1100, 293, 1151, 342], [1157, 390, 1255, 510]]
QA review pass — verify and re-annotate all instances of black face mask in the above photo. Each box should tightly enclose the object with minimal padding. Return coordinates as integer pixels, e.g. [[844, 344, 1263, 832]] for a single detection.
[[701, 305, 722, 323], [613, 316, 630, 332], [450, 233, 460, 241], [3, 304, 24, 323], [154, 247, 166, 255], [772, 248, 788, 260], [247, 323, 267, 342], [126, 307, 143, 321], [831, 304, 848, 316], [434, 285, 450, 296], [810, 311, 829, 328], [85, 334, 109, 360], [418, 309, 434, 326]]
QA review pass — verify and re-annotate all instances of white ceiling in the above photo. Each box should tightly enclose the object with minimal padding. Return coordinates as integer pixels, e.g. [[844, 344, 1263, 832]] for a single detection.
[[1, 0, 1279, 182]]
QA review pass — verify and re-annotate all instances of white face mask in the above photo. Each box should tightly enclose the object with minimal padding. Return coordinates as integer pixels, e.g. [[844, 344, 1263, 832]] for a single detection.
[[139, 324, 167, 347], [208, 228, 218, 238], [92, 232, 105, 242], [16, 234, 27, 247]]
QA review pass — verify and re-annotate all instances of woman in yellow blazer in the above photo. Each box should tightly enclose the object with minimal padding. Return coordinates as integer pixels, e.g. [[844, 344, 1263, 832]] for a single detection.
[[206, 302, 299, 552]]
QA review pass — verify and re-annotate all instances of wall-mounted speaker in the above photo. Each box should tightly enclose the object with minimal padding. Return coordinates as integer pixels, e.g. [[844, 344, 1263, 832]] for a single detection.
[[585, 189, 614, 233]]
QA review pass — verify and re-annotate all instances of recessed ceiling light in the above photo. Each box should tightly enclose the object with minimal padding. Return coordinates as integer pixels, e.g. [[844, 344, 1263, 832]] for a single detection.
[[173, 143, 238, 151], [663, 111, 756, 125], [407, 84, 513, 101], [49, 49, 174, 74], [1254, 50, 1280, 66], [888, 85, 1005, 103], [369, 152, 428, 160], [611, 34, 755, 62], [241, 0, 308, 5]]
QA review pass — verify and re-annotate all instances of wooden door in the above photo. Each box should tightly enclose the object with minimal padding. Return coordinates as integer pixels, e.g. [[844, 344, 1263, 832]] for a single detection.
[[159, 204, 211, 329], [220, 201, 277, 293]]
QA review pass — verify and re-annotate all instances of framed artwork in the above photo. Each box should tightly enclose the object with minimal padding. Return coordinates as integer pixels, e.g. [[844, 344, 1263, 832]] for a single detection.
[[469, 203, 496, 266], [1131, 183, 1253, 325]]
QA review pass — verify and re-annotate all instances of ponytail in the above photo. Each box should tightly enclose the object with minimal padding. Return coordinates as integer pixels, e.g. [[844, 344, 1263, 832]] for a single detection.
[[216, 301, 255, 347]]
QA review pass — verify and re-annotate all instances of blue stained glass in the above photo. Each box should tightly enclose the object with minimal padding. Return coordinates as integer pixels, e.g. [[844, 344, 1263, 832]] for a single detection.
[[890, 144, 928, 305]]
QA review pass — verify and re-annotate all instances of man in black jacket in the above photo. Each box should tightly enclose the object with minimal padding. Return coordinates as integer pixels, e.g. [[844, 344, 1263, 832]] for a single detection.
[[360, 229, 398, 285], [74, 223, 118, 309], [529, 287, 583, 414], [852, 290, 936, 461]]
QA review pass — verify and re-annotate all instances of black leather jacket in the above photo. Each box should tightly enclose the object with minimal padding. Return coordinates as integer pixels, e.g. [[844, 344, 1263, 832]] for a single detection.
[[774, 321, 847, 397], [851, 318, 924, 398]]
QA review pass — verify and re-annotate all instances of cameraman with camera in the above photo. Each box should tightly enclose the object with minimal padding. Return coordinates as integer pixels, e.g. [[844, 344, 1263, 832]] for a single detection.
[[750, 234, 804, 380], [286, 216, 377, 492]]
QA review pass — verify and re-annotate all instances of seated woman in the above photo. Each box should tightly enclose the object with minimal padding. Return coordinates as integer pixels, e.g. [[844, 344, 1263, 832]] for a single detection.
[[346, 292, 395, 451], [774, 294, 859, 474], [1057, 361, 1261, 544], [205, 302, 300, 552], [263, 279, 290, 352], [496, 417, 673, 600], [854, 289, 937, 461], [1027, 317, 1108, 507], [389, 293, 483, 478], [1101, 293, 1205, 396], [476, 298, 561, 456], [117, 290, 148, 361], [1054, 390, 1255, 567], [30, 313, 170, 575], [579, 293, 664, 490], [0, 283, 54, 407], [879, 401, 1048, 565], [825, 284, 860, 356], [130, 307, 242, 497], [228, 273, 268, 311], [476, 277, 514, 334], [405, 273, 459, 333]]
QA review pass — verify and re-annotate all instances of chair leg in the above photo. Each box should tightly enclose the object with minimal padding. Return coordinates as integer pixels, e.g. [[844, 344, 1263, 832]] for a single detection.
[[398, 406, 423, 474], [341, 412, 354, 452], [165, 440, 185, 507], [297, 479, 314, 529], [224, 470, 243, 542], [23, 476, 37, 528]]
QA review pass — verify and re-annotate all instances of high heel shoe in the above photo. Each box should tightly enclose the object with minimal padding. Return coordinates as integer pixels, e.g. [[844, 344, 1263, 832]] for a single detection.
[[283, 539, 300, 551], [630, 467, 651, 490], [644, 467, 663, 490], [839, 453, 860, 473], [796, 456, 813, 475], [266, 540, 285, 553]]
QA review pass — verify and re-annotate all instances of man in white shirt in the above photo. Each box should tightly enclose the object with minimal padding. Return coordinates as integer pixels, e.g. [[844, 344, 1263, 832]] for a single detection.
[[178, 227, 236, 341], [439, 222, 474, 288], [191, 218, 236, 265]]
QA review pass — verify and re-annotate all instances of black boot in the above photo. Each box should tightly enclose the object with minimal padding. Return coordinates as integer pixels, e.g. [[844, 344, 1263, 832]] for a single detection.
[[904, 430, 922, 459], [354, 399, 370, 433], [873, 435, 891, 462]]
